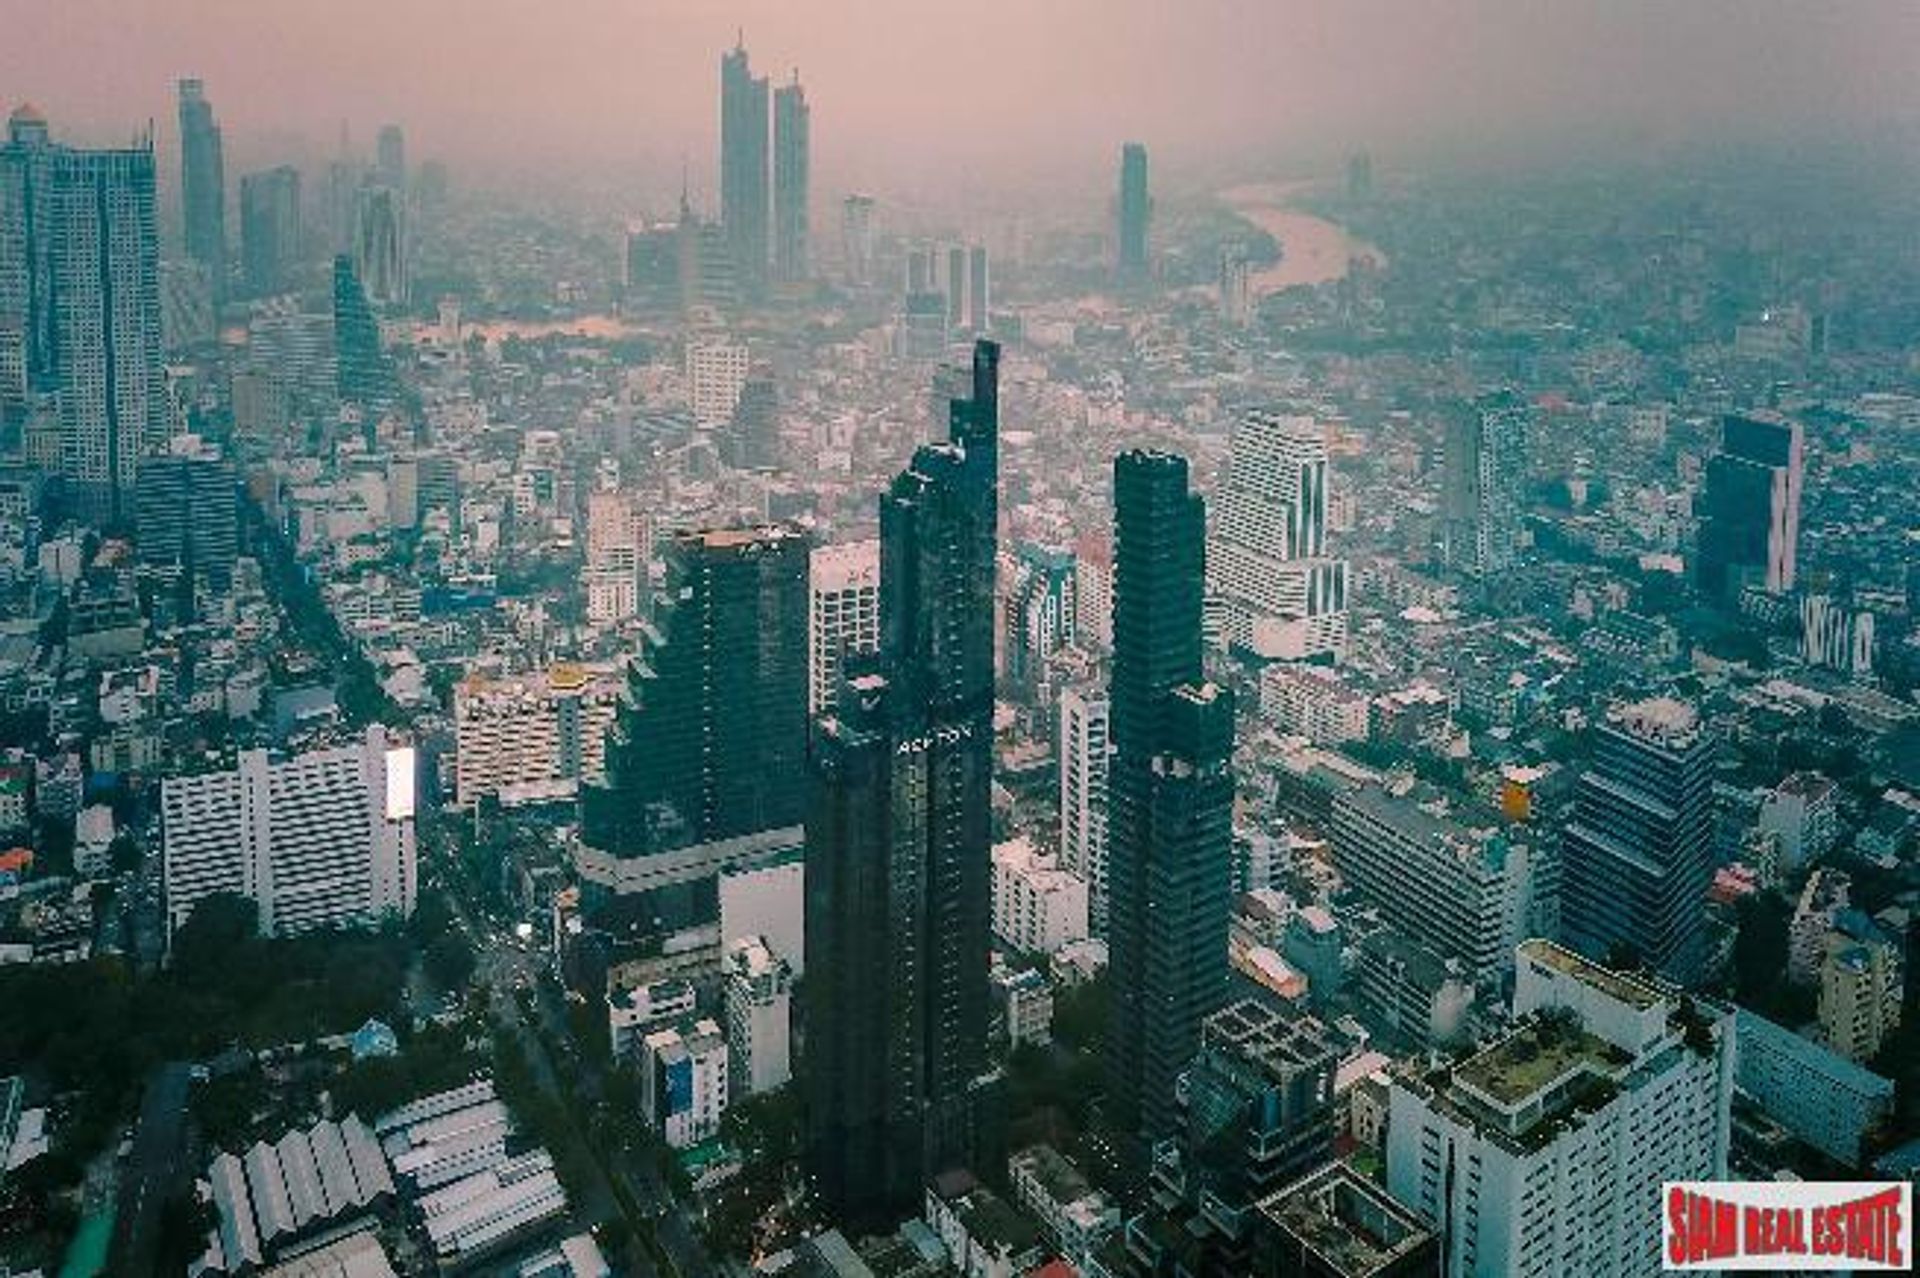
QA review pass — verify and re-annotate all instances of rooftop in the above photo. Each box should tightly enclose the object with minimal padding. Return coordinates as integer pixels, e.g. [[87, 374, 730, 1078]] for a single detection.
[[1518, 938, 1664, 1010], [1257, 1163, 1435, 1278], [1454, 1013, 1626, 1107]]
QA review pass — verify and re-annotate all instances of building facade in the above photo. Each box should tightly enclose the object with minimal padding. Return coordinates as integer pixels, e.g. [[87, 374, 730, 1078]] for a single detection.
[[1443, 394, 1529, 583], [1057, 687, 1112, 937], [453, 664, 620, 808], [808, 539, 880, 716]]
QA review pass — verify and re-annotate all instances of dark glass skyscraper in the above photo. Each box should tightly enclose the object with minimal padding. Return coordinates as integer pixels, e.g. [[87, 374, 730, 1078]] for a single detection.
[[1104, 449, 1235, 1154], [332, 254, 395, 409], [772, 76, 809, 286], [1561, 697, 1716, 983], [1117, 141, 1150, 285], [177, 79, 226, 302], [1695, 412, 1803, 600], [240, 165, 301, 297], [720, 41, 770, 299], [806, 340, 1003, 1231]]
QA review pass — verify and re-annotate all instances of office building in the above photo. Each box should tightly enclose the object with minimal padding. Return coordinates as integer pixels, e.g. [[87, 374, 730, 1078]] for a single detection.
[[1117, 142, 1150, 285], [1004, 542, 1077, 689], [178, 80, 226, 302], [353, 185, 406, 306], [453, 665, 620, 808], [1561, 697, 1716, 983], [675, 198, 738, 316], [686, 337, 750, 428], [641, 1019, 729, 1149], [1, 104, 57, 394], [967, 244, 990, 332], [248, 301, 337, 413], [805, 341, 1003, 1230], [720, 40, 770, 298], [1354, 929, 1477, 1050], [623, 219, 680, 310], [1696, 412, 1803, 599], [808, 538, 880, 716], [722, 362, 777, 469], [1735, 1009, 1893, 1167], [134, 433, 236, 592], [1057, 687, 1111, 936], [1330, 783, 1543, 986], [946, 245, 967, 329], [1250, 1163, 1439, 1278], [990, 836, 1089, 956], [772, 76, 809, 286], [1386, 940, 1735, 1278], [1210, 411, 1349, 662], [375, 124, 405, 190], [725, 934, 793, 1097], [333, 255, 395, 408], [1104, 448, 1235, 1151], [841, 193, 875, 287], [1442, 394, 1529, 582], [161, 725, 417, 941], [239, 165, 301, 297]]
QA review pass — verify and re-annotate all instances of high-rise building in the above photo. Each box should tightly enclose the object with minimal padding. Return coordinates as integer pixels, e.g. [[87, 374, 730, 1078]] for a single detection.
[[453, 664, 620, 808], [375, 124, 405, 190], [686, 337, 749, 428], [806, 341, 1004, 1230], [1696, 412, 1804, 600], [772, 76, 809, 286], [675, 196, 738, 316], [841, 193, 875, 287], [1004, 542, 1077, 690], [1209, 411, 1349, 662], [332, 255, 395, 408], [577, 525, 810, 909], [808, 539, 880, 716], [720, 40, 770, 299], [1561, 697, 1716, 983], [1105, 449, 1235, 1152], [1116, 142, 1150, 285], [583, 489, 649, 624], [1219, 251, 1253, 328], [722, 363, 777, 470], [946, 245, 967, 330], [1819, 916, 1902, 1064], [1, 104, 57, 394], [1386, 940, 1735, 1278], [135, 433, 236, 593], [725, 934, 794, 1097], [239, 166, 301, 297], [161, 725, 417, 940], [1057, 687, 1111, 936], [177, 80, 226, 302], [1442, 394, 1529, 582], [623, 219, 680, 311], [967, 244, 990, 332], [353, 185, 407, 306], [990, 836, 1089, 956]]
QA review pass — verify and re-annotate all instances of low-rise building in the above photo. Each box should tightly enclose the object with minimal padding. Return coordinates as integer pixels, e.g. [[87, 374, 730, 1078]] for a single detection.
[[924, 1168, 1045, 1278], [1008, 1144, 1120, 1269], [990, 836, 1089, 956], [725, 935, 793, 1097], [642, 1018, 728, 1149], [1735, 1009, 1894, 1167]]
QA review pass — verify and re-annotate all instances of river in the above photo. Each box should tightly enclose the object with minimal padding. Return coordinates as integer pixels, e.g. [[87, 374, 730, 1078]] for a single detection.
[[1218, 181, 1386, 293]]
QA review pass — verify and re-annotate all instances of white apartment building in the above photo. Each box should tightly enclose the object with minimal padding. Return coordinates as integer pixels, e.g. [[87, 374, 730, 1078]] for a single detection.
[[686, 339, 750, 428], [641, 1019, 729, 1149], [585, 490, 651, 625], [724, 935, 793, 1097], [1387, 940, 1735, 1278], [1209, 411, 1350, 663], [1259, 663, 1371, 745], [1074, 552, 1113, 651], [991, 836, 1089, 956], [1057, 688, 1111, 936], [161, 725, 417, 940], [453, 665, 619, 808], [1008, 1144, 1121, 1270], [808, 539, 880, 715]]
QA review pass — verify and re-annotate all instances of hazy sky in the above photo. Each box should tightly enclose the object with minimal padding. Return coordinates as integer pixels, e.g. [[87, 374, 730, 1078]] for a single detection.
[[5, 0, 1917, 199]]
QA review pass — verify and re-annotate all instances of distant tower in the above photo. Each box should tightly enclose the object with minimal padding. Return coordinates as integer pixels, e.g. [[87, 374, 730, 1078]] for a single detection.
[[772, 75, 809, 285], [840, 193, 875, 287], [1561, 697, 1716, 983], [1104, 449, 1235, 1154], [353, 185, 407, 306], [720, 40, 771, 298], [1695, 412, 1804, 601], [946, 245, 966, 329], [1443, 393, 1529, 582], [1116, 142, 1150, 285], [332, 255, 395, 408], [376, 124, 406, 190], [966, 244, 990, 332], [239, 166, 301, 296], [177, 79, 227, 302], [1347, 150, 1373, 200]]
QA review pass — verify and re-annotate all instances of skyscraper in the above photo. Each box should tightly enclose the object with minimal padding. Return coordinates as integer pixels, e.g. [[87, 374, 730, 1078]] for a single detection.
[[1561, 697, 1716, 983], [375, 124, 405, 190], [332, 255, 395, 409], [946, 245, 966, 329], [1695, 411, 1804, 600], [806, 340, 1003, 1230], [135, 433, 237, 594], [239, 165, 301, 296], [1208, 410, 1350, 662], [1104, 449, 1235, 1153], [177, 80, 226, 302], [353, 185, 407, 306], [1, 104, 56, 393], [1117, 141, 1150, 285], [1442, 393, 1529, 582], [841, 193, 875, 287], [967, 244, 990, 332], [720, 40, 770, 299], [1057, 687, 1112, 935], [772, 75, 809, 286]]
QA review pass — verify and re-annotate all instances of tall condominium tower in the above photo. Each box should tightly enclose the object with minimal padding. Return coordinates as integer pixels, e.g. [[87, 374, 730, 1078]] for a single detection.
[[807, 340, 1004, 1230], [720, 41, 770, 298], [1387, 941, 1734, 1278], [1117, 141, 1150, 285], [353, 185, 407, 306], [772, 76, 809, 285], [1561, 697, 1716, 983], [1104, 449, 1235, 1153], [1209, 410, 1350, 662], [808, 538, 880, 716], [1695, 411, 1804, 600], [135, 433, 237, 594], [1057, 687, 1112, 936], [239, 165, 301, 296], [177, 79, 226, 302], [1442, 393, 1529, 582]]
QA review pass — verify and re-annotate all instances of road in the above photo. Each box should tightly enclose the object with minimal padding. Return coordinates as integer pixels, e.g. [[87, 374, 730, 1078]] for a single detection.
[[108, 1061, 193, 1277]]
